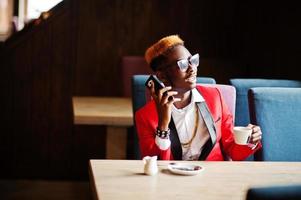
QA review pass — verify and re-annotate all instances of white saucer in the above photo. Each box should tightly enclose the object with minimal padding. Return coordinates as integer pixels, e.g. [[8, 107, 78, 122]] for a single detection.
[[167, 163, 204, 176]]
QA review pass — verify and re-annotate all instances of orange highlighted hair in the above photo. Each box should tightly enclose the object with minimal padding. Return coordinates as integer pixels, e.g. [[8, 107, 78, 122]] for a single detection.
[[145, 35, 184, 69]]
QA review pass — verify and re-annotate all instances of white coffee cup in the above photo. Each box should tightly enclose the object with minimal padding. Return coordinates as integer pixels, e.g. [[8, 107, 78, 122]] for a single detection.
[[233, 126, 252, 145]]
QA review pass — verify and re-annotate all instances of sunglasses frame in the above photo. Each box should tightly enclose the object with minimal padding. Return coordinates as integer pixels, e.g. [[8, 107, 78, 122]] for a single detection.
[[176, 53, 199, 72]]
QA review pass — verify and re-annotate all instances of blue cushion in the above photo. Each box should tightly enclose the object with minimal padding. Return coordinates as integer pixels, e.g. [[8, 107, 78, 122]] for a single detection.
[[230, 79, 301, 127], [247, 185, 301, 200], [248, 87, 301, 161]]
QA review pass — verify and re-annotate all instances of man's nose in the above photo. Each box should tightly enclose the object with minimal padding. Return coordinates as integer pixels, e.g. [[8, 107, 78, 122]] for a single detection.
[[187, 63, 197, 72]]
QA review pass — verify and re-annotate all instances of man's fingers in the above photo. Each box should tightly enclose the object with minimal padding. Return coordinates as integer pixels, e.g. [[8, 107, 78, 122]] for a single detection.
[[252, 132, 262, 138], [247, 124, 261, 133], [247, 124, 255, 129], [158, 86, 172, 99], [161, 91, 178, 104], [148, 81, 157, 99], [167, 98, 181, 106], [252, 127, 261, 133], [251, 135, 262, 143]]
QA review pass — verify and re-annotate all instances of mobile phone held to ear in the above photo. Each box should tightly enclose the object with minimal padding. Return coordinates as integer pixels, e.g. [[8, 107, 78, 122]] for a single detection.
[[145, 75, 165, 93]]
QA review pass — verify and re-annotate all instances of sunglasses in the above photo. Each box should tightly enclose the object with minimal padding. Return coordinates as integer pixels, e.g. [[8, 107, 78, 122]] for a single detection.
[[169, 53, 199, 72]]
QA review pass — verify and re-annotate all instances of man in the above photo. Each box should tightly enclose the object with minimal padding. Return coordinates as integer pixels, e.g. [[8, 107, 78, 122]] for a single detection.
[[135, 35, 262, 160]]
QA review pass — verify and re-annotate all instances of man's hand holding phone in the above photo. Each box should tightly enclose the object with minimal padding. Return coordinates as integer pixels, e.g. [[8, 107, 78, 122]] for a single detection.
[[145, 75, 181, 131]]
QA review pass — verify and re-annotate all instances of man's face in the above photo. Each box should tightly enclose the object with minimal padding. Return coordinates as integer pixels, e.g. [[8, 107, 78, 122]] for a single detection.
[[159, 45, 198, 92]]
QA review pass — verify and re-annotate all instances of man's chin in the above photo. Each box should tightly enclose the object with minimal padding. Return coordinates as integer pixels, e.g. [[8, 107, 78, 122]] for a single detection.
[[190, 82, 197, 89], [186, 80, 197, 88], [181, 82, 196, 91]]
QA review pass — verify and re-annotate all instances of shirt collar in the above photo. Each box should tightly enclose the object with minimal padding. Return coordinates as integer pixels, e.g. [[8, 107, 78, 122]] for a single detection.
[[191, 88, 205, 103], [172, 88, 205, 113]]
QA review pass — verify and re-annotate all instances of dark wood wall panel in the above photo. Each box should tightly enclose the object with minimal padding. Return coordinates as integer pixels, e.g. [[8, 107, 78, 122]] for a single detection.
[[73, 0, 247, 96], [0, 42, 14, 178], [236, 2, 301, 80], [47, 11, 73, 179], [11, 40, 37, 178], [2, 2, 74, 179], [72, 125, 106, 180], [74, 0, 300, 97]]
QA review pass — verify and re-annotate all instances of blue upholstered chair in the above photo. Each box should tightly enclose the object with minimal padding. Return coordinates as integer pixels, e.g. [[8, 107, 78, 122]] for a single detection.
[[229, 79, 301, 126], [131, 75, 216, 159], [248, 87, 301, 161], [246, 185, 301, 200]]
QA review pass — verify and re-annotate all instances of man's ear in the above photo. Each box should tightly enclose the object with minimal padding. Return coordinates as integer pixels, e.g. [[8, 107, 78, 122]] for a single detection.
[[156, 71, 170, 86], [155, 71, 164, 80]]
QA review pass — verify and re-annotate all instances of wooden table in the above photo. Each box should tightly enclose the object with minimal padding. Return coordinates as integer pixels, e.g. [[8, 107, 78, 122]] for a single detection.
[[89, 160, 301, 200], [73, 97, 133, 159]]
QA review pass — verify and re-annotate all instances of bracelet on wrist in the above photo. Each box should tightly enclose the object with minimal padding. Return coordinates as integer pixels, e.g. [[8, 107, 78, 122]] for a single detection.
[[156, 127, 170, 139]]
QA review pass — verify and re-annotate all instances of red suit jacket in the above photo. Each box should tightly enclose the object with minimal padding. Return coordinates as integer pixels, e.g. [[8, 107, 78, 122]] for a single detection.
[[135, 85, 261, 161]]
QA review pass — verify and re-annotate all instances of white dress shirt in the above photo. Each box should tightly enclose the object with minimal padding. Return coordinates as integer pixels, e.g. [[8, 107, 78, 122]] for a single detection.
[[155, 88, 210, 160]]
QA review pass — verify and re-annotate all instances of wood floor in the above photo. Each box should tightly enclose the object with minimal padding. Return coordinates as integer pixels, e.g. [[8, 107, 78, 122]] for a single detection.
[[0, 180, 91, 200]]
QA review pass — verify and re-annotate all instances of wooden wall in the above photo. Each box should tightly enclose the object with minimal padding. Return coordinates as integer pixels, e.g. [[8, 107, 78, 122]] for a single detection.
[[73, 0, 300, 97], [1, 2, 75, 179], [1, 1, 107, 180], [236, 1, 300, 80], [73, 0, 248, 96], [1, 0, 300, 180]]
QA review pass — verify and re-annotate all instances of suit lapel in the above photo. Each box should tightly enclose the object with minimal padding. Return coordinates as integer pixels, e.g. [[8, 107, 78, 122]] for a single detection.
[[169, 118, 182, 160], [197, 101, 217, 160], [169, 102, 217, 161]]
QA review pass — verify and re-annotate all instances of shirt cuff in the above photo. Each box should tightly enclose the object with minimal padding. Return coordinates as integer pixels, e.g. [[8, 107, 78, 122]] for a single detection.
[[155, 136, 171, 150], [248, 142, 258, 150]]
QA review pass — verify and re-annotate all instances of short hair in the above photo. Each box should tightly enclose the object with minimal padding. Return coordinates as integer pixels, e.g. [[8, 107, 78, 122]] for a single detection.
[[145, 35, 184, 71]]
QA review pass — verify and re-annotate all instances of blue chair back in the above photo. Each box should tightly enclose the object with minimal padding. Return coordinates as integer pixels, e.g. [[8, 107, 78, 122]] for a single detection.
[[246, 185, 301, 200], [230, 79, 301, 127], [248, 87, 301, 161], [131, 75, 216, 159]]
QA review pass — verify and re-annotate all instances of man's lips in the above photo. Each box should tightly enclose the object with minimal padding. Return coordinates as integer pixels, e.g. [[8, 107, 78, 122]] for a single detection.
[[185, 75, 196, 82]]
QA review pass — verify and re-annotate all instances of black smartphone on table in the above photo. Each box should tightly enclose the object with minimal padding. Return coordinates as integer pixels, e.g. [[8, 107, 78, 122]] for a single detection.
[[145, 75, 165, 93]]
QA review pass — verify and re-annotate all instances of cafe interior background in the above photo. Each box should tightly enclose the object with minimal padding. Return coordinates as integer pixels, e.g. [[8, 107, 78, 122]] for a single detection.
[[0, 0, 300, 199]]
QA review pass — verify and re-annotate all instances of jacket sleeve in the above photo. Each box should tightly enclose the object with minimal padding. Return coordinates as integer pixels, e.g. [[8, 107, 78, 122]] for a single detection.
[[135, 108, 172, 160], [217, 89, 262, 161]]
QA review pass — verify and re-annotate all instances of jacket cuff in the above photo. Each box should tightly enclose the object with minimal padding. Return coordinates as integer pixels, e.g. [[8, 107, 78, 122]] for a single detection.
[[155, 136, 171, 150]]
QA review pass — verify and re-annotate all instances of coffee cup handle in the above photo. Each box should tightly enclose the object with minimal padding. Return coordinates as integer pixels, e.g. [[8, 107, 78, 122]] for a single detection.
[[247, 135, 251, 144]]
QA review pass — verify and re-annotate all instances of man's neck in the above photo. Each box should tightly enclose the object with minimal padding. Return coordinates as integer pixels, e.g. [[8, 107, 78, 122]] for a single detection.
[[173, 90, 192, 109]]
